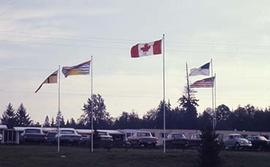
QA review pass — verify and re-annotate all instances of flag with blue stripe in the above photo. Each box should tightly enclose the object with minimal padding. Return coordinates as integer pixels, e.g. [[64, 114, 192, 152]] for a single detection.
[[62, 60, 91, 78]]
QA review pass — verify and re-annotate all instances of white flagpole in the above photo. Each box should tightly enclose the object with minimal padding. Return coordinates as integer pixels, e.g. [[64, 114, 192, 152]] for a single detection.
[[90, 56, 94, 153], [186, 63, 190, 101], [211, 59, 215, 130], [57, 65, 61, 153], [162, 34, 166, 153], [214, 73, 217, 129]]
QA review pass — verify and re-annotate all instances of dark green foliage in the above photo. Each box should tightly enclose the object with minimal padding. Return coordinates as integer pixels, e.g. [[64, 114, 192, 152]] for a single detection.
[[80, 94, 112, 129], [114, 112, 142, 129], [50, 117, 55, 127], [1, 103, 17, 128], [15, 103, 32, 127], [43, 115, 50, 127], [198, 128, 221, 167], [178, 95, 199, 129], [69, 118, 76, 128], [56, 111, 65, 127], [198, 111, 212, 129]]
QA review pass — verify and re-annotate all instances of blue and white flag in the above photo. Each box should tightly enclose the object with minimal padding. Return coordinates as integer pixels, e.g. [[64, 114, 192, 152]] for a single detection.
[[189, 62, 210, 76]]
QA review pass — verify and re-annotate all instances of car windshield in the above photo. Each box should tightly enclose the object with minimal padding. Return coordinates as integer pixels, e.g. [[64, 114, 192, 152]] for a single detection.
[[172, 134, 186, 139], [25, 129, 41, 133], [47, 133, 56, 137], [230, 134, 241, 138], [98, 132, 107, 135], [137, 132, 151, 137], [191, 134, 201, 139], [127, 133, 133, 137], [60, 130, 75, 134], [258, 136, 267, 140]]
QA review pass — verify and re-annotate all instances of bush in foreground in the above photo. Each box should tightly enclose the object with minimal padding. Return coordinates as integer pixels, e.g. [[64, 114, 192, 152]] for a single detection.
[[198, 128, 222, 167]]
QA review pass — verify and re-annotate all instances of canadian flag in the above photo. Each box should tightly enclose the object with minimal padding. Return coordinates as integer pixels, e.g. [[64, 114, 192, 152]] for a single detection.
[[130, 39, 162, 58]]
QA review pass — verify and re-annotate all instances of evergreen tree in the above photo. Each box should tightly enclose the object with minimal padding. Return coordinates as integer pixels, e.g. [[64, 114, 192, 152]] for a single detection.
[[33, 122, 41, 127], [1, 103, 17, 128], [56, 111, 65, 127], [198, 127, 221, 167], [60, 116, 65, 127], [43, 115, 50, 127], [51, 117, 55, 127], [142, 109, 157, 128], [70, 118, 76, 128], [15, 103, 32, 127], [155, 101, 171, 129], [178, 95, 198, 129], [81, 94, 112, 129], [66, 119, 70, 127], [114, 111, 142, 129]]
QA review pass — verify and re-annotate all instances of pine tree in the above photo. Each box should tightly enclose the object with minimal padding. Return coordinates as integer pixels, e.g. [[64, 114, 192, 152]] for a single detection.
[[51, 117, 55, 127], [198, 128, 221, 167], [81, 94, 112, 129], [70, 118, 76, 128], [1, 103, 17, 128], [15, 103, 32, 127], [56, 111, 65, 127], [43, 115, 50, 127], [66, 119, 70, 127]]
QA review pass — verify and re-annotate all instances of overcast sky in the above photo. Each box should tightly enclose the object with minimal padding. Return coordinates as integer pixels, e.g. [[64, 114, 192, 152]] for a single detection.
[[1, 0, 270, 124]]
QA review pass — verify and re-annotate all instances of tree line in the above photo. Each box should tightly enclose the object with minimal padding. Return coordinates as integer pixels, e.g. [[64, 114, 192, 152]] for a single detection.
[[2, 94, 270, 131]]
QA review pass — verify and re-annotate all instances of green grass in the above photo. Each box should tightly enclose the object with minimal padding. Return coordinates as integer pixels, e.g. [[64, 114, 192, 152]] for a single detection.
[[0, 145, 270, 167]]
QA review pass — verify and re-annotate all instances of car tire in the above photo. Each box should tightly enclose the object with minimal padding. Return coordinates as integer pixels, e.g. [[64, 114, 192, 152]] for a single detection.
[[234, 143, 240, 151]]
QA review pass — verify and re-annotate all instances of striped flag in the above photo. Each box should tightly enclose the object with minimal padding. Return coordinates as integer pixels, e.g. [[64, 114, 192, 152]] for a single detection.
[[190, 76, 215, 88], [35, 70, 58, 93], [62, 60, 91, 78]]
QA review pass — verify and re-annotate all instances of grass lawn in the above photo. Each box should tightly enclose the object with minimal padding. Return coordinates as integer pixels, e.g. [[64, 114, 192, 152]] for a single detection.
[[0, 145, 270, 167]]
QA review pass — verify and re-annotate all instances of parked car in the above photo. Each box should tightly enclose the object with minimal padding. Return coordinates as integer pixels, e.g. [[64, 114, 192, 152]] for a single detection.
[[102, 130, 125, 147], [79, 135, 91, 145], [165, 133, 189, 149], [188, 133, 202, 148], [247, 135, 270, 150], [55, 128, 81, 144], [20, 128, 46, 143], [93, 130, 113, 149], [223, 134, 252, 150], [127, 131, 158, 148], [45, 131, 57, 144]]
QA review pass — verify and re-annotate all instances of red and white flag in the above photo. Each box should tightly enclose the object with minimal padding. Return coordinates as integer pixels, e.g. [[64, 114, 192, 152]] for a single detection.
[[130, 39, 162, 58], [190, 76, 215, 88]]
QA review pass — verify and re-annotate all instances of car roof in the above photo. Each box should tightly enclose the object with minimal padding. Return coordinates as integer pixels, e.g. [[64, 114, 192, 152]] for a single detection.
[[0, 124, 7, 129], [228, 133, 241, 136]]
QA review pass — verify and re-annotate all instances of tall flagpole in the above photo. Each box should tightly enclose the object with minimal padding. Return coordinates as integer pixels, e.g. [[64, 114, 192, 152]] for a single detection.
[[214, 73, 217, 129], [186, 63, 190, 101], [211, 59, 215, 130], [57, 65, 61, 153], [162, 34, 166, 153], [90, 56, 94, 153]]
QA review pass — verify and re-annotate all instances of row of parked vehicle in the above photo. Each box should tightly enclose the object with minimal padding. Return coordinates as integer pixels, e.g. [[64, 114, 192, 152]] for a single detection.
[[20, 128, 82, 144], [16, 127, 270, 151], [223, 133, 270, 151]]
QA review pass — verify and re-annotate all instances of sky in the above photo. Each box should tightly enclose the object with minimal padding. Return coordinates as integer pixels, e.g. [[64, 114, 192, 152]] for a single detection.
[[1, 0, 270, 124]]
